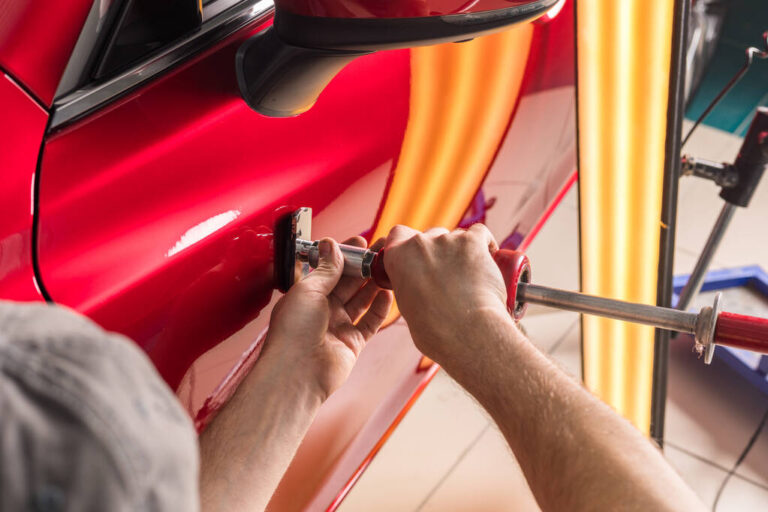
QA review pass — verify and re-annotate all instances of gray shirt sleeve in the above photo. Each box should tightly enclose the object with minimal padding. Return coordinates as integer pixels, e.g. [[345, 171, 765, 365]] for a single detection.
[[0, 302, 200, 512]]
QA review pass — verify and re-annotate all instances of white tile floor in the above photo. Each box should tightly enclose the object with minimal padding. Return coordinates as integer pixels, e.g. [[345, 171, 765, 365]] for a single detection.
[[339, 122, 768, 511]]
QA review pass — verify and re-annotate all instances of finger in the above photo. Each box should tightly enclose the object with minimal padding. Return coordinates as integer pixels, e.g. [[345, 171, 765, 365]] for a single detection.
[[369, 236, 386, 252], [331, 236, 369, 303], [355, 290, 395, 340], [385, 225, 420, 248], [341, 235, 367, 248], [383, 226, 423, 285], [296, 238, 343, 296], [345, 279, 381, 322], [468, 223, 499, 253], [424, 227, 450, 237]]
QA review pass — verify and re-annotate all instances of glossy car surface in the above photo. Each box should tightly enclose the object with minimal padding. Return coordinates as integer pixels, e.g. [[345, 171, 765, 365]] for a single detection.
[[278, 0, 556, 18], [0, 0, 576, 509]]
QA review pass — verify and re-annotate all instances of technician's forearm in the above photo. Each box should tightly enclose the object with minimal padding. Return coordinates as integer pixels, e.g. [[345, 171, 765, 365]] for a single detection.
[[438, 309, 704, 512], [199, 338, 323, 512]]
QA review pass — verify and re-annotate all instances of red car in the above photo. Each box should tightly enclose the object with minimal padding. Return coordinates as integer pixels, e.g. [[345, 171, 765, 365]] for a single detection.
[[0, 0, 575, 509]]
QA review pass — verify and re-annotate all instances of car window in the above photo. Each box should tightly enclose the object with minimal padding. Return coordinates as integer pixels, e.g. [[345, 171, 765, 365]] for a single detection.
[[53, 0, 271, 129], [56, 0, 252, 99], [94, 0, 203, 79]]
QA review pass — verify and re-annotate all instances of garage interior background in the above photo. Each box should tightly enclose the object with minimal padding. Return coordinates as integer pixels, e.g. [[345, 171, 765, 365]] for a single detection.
[[339, 0, 768, 510]]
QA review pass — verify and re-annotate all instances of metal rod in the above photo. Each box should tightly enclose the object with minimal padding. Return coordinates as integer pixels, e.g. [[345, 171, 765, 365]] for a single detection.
[[676, 202, 736, 312], [518, 283, 699, 334], [296, 239, 376, 280]]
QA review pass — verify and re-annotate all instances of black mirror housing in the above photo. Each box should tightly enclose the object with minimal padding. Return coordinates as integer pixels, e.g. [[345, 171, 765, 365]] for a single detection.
[[237, 0, 557, 117]]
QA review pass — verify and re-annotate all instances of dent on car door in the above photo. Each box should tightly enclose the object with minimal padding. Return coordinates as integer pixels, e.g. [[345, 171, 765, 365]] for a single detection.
[[37, 0, 575, 509]]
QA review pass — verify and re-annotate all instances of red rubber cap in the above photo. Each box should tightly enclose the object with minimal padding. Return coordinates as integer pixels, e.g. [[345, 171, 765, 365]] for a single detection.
[[370, 249, 392, 289], [492, 249, 531, 321]]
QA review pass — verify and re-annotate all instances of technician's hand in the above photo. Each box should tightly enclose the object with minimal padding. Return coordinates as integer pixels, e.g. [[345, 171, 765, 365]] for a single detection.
[[266, 237, 394, 400], [382, 224, 510, 367]]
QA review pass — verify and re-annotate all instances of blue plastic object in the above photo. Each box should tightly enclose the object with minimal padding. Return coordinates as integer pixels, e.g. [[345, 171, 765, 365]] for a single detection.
[[673, 265, 768, 394]]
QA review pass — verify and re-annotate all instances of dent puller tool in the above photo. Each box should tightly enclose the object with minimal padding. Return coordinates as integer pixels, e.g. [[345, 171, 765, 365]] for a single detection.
[[276, 208, 768, 365]]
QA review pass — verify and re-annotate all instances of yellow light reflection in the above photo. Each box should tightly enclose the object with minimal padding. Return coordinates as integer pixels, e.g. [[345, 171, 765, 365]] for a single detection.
[[372, 27, 533, 327], [373, 26, 533, 239], [578, 0, 675, 433]]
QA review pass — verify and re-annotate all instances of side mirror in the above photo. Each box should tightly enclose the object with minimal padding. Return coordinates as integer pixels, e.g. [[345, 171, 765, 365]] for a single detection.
[[236, 0, 558, 117]]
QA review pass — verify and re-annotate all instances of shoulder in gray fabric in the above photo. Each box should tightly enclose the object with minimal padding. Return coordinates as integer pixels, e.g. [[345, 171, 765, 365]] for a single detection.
[[0, 302, 200, 512]]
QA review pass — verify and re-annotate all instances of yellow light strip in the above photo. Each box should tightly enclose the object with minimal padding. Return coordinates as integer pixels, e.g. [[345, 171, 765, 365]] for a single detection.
[[372, 27, 533, 328], [577, 0, 675, 433], [372, 26, 534, 240]]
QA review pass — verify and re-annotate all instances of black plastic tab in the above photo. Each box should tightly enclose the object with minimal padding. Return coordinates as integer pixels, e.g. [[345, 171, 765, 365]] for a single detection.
[[720, 107, 768, 207]]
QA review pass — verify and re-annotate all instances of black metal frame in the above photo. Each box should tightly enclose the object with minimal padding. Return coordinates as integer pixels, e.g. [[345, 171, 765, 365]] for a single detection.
[[650, 0, 690, 447]]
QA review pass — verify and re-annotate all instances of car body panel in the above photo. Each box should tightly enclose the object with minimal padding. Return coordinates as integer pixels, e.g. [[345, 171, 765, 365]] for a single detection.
[[278, 0, 553, 18], [0, 0, 92, 105], [0, 73, 47, 300], [2, 0, 576, 509], [38, 33, 411, 388]]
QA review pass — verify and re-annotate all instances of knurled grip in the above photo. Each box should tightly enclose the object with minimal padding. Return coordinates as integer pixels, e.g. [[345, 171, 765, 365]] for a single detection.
[[714, 311, 768, 354]]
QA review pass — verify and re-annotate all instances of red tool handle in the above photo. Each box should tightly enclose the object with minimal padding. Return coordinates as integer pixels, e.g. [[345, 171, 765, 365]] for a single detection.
[[714, 311, 768, 354], [492, 249, 531, 321], [370, 249, 391, 289]]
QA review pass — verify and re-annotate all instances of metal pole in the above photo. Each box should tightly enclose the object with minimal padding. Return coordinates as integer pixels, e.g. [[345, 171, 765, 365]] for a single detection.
[[651, 0, 689, 447], [675, 202, 737, 312], [518, 283, 699, 334]]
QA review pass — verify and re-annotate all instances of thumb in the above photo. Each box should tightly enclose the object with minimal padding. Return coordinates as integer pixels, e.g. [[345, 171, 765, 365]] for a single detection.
[[299, 238, 343, 295]]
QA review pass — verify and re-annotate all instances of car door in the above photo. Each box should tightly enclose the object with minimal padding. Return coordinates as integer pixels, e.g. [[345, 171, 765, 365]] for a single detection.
[[34, 0, 576, 509], [39, 0, 411, 386]]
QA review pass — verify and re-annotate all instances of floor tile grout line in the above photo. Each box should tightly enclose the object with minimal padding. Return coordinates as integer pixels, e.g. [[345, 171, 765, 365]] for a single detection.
[[675, 246, 725, 270], [545, 319, 580, 355], [412, 422, 492, 512], [409, 318, 577, 512], [665, 441, 768, 492]]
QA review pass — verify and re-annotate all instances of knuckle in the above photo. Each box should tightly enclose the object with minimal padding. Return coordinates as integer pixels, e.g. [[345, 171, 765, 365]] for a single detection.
[[425, 227, 449, 237], [456, 231, 472, 246], [469, 223, 493, 244], [389, 225, 410, 240], [408, 232, 424, 245], [406, 233, 432, 257]]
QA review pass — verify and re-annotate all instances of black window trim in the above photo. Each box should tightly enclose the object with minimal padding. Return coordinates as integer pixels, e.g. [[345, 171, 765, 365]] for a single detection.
[[51, 0, 274, 130]]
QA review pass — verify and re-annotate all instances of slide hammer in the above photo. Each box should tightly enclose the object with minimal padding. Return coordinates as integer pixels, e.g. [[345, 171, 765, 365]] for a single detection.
[[279, 209, 768, 365]]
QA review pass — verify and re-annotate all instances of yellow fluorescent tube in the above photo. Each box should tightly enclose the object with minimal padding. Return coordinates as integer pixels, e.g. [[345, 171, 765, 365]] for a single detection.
[[372, 27, 533, 325], [577, 0, 675, 433]]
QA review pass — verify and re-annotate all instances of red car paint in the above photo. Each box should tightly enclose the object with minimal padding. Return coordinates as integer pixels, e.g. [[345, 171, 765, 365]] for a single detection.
[[278, 0, 551, 18], [0, 0, 576, 510], [0, 74, 47, 300], [0, 0, 92, 105], [39, 46, 411, 389]]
